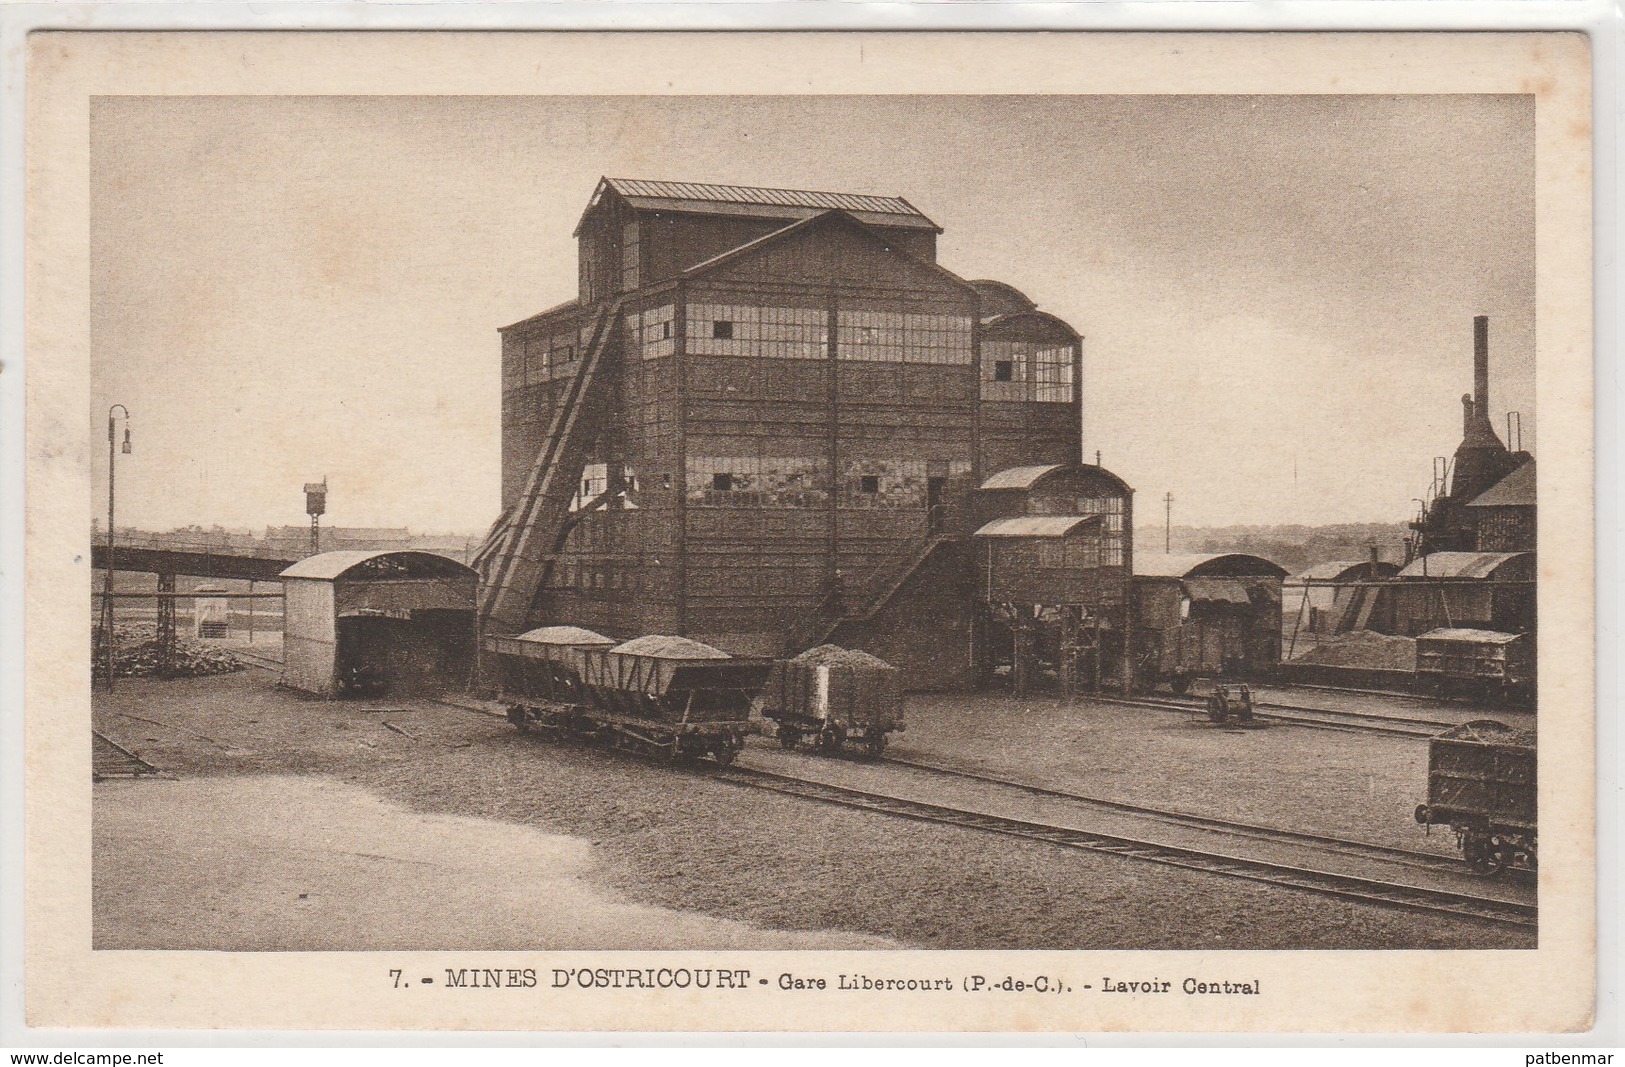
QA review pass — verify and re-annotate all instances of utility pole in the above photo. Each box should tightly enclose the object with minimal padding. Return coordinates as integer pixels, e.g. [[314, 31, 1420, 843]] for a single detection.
[[102, 405, 132, 691], [1164, 492, 1174, 554]]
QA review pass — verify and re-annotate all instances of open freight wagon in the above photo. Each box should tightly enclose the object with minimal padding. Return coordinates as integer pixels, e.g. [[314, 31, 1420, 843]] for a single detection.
[[1414, 719, 1536, 874], [488, 629, 773, 765], [761, 645, 905, 757]]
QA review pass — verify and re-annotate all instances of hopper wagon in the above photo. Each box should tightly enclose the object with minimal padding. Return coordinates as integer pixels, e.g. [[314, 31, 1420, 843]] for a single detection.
[[489, 630, 773, 765]]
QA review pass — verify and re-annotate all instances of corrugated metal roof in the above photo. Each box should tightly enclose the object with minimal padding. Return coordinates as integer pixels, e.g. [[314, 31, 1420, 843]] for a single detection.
[[279, 550, 475, 582], [514, 625, 616, 647], [980, 464, 1063, 491], [609, 634, 733, 661], [1397, 551, 1531, 580], [1417, 627, 1526, 644], [974, 515, 1102, 538], [1134, 552, 1288, 579], [606, 177, 930, 221], [1466, 459, 1536, 508]]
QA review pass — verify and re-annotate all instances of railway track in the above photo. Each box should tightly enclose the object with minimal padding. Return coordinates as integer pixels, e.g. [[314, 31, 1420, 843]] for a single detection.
[[1095, 692, 1456, 739], [706, 763, 1537, 930], [879, 755, 1478, 877], [230, 651, 1531, 927]]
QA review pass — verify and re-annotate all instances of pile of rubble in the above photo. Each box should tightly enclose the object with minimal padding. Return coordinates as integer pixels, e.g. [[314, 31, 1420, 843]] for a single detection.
[[96, 624, 244, 678], [1298, 630, 1417, 671]]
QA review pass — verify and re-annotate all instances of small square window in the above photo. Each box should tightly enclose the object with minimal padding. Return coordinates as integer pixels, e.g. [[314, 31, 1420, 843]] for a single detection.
[[712, 473, 734, 492], [859, 475, 880, 494], [994, 360, 1014, 382], [713, 320, 734, 340]]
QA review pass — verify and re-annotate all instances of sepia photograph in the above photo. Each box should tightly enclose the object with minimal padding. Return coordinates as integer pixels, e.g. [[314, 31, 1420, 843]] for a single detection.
[[20, 30, 1596, 1034]]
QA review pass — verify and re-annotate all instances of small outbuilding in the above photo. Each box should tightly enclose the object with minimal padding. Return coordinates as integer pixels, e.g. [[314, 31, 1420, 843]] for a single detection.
[[280, 550, 478, 697]]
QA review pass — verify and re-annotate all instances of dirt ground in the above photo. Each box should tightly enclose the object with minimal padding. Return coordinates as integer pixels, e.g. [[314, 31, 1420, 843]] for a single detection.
[[92, 670, 1533, 951]]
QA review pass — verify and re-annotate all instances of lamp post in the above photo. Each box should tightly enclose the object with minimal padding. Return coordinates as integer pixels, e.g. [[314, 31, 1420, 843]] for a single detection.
[[101, 405, 132, 691]]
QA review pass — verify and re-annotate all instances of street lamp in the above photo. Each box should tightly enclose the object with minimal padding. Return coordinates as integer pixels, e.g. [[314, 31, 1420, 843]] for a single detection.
[[101, 405, 131, 691]]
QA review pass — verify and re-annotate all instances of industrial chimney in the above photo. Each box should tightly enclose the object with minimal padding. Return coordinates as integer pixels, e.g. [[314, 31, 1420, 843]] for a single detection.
[[1451, 315, 1513, 501]]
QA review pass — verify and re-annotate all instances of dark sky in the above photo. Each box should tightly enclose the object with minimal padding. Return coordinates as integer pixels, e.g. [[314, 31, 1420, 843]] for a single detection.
[[90, 93, 1535, 531]]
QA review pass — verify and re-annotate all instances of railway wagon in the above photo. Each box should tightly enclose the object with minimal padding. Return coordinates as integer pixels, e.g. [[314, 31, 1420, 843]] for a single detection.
[[495, 632, 773, 765], [1415, 628, 1534, 706], [1415, 719, 1536, 874], [760, 644, 904, 757], [485, 625, 615, 706], [1132, 553, 1288, 693]]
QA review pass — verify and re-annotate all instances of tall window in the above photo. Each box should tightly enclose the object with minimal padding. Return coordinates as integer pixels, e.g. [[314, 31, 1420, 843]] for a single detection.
[[626, 305, 675, 360], [619, 221, 640, 292], [1035, 346, 1075, 402]]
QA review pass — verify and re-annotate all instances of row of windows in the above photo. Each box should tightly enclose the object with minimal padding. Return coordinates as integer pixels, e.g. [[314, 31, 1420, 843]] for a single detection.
[[683, 457, 970, 509], [689, 304, 828, 360], [625, 304, 977, 365], [504, 331, 580, 389], [836, 310, 973, 365]]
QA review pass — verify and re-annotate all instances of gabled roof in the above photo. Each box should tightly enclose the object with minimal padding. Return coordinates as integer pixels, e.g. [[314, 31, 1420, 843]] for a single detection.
[[577, 177, 941, 235], [974, 515, 1102, 538], [679, 209, 975, 294], [1466, 459, 1536, 508], [1397, 551, 1531, 580], [1135, 552, 1289, 580]]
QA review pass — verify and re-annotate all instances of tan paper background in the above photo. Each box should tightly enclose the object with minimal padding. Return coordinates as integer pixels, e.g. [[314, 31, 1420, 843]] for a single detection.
[[25, 30, 1594, 1033]]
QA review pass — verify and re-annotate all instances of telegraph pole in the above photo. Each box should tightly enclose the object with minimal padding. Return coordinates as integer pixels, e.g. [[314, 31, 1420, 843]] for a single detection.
[[1164, 492, 1173, 554]]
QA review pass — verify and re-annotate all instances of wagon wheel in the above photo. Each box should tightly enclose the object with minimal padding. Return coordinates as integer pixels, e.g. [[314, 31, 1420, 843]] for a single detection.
[[506, 706, 531, 733], [1463, 832, 1505, 875], [712, 738, 742, 766], [777, 727, 802, 750], [863, 731, 888, 758], [818, 724, 846, 756]]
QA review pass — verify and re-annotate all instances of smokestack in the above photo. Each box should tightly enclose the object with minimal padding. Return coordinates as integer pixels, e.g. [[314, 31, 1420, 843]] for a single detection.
[[1474, 315, 1490, 423]]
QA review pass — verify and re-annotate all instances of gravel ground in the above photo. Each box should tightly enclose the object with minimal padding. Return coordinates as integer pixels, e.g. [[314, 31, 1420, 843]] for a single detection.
[[888, 690, 1460, 852], [92, 671, 1533, 950]]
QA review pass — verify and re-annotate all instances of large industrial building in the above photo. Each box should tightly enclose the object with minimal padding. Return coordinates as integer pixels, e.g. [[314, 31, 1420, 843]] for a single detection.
[[478, 178, 1094, 687]]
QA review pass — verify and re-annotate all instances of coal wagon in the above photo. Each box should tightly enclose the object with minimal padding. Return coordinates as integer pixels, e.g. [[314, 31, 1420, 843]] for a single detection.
[[760, 645, 904, 757], [490, 631, 773, 765], [1415, 628, 1534, 706], [1415, 719, 1536, 874]]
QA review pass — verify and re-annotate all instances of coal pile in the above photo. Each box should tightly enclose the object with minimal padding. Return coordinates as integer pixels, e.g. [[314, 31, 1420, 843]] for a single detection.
[[789, 644, 895, 671], [96, 624, 244, 678]]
